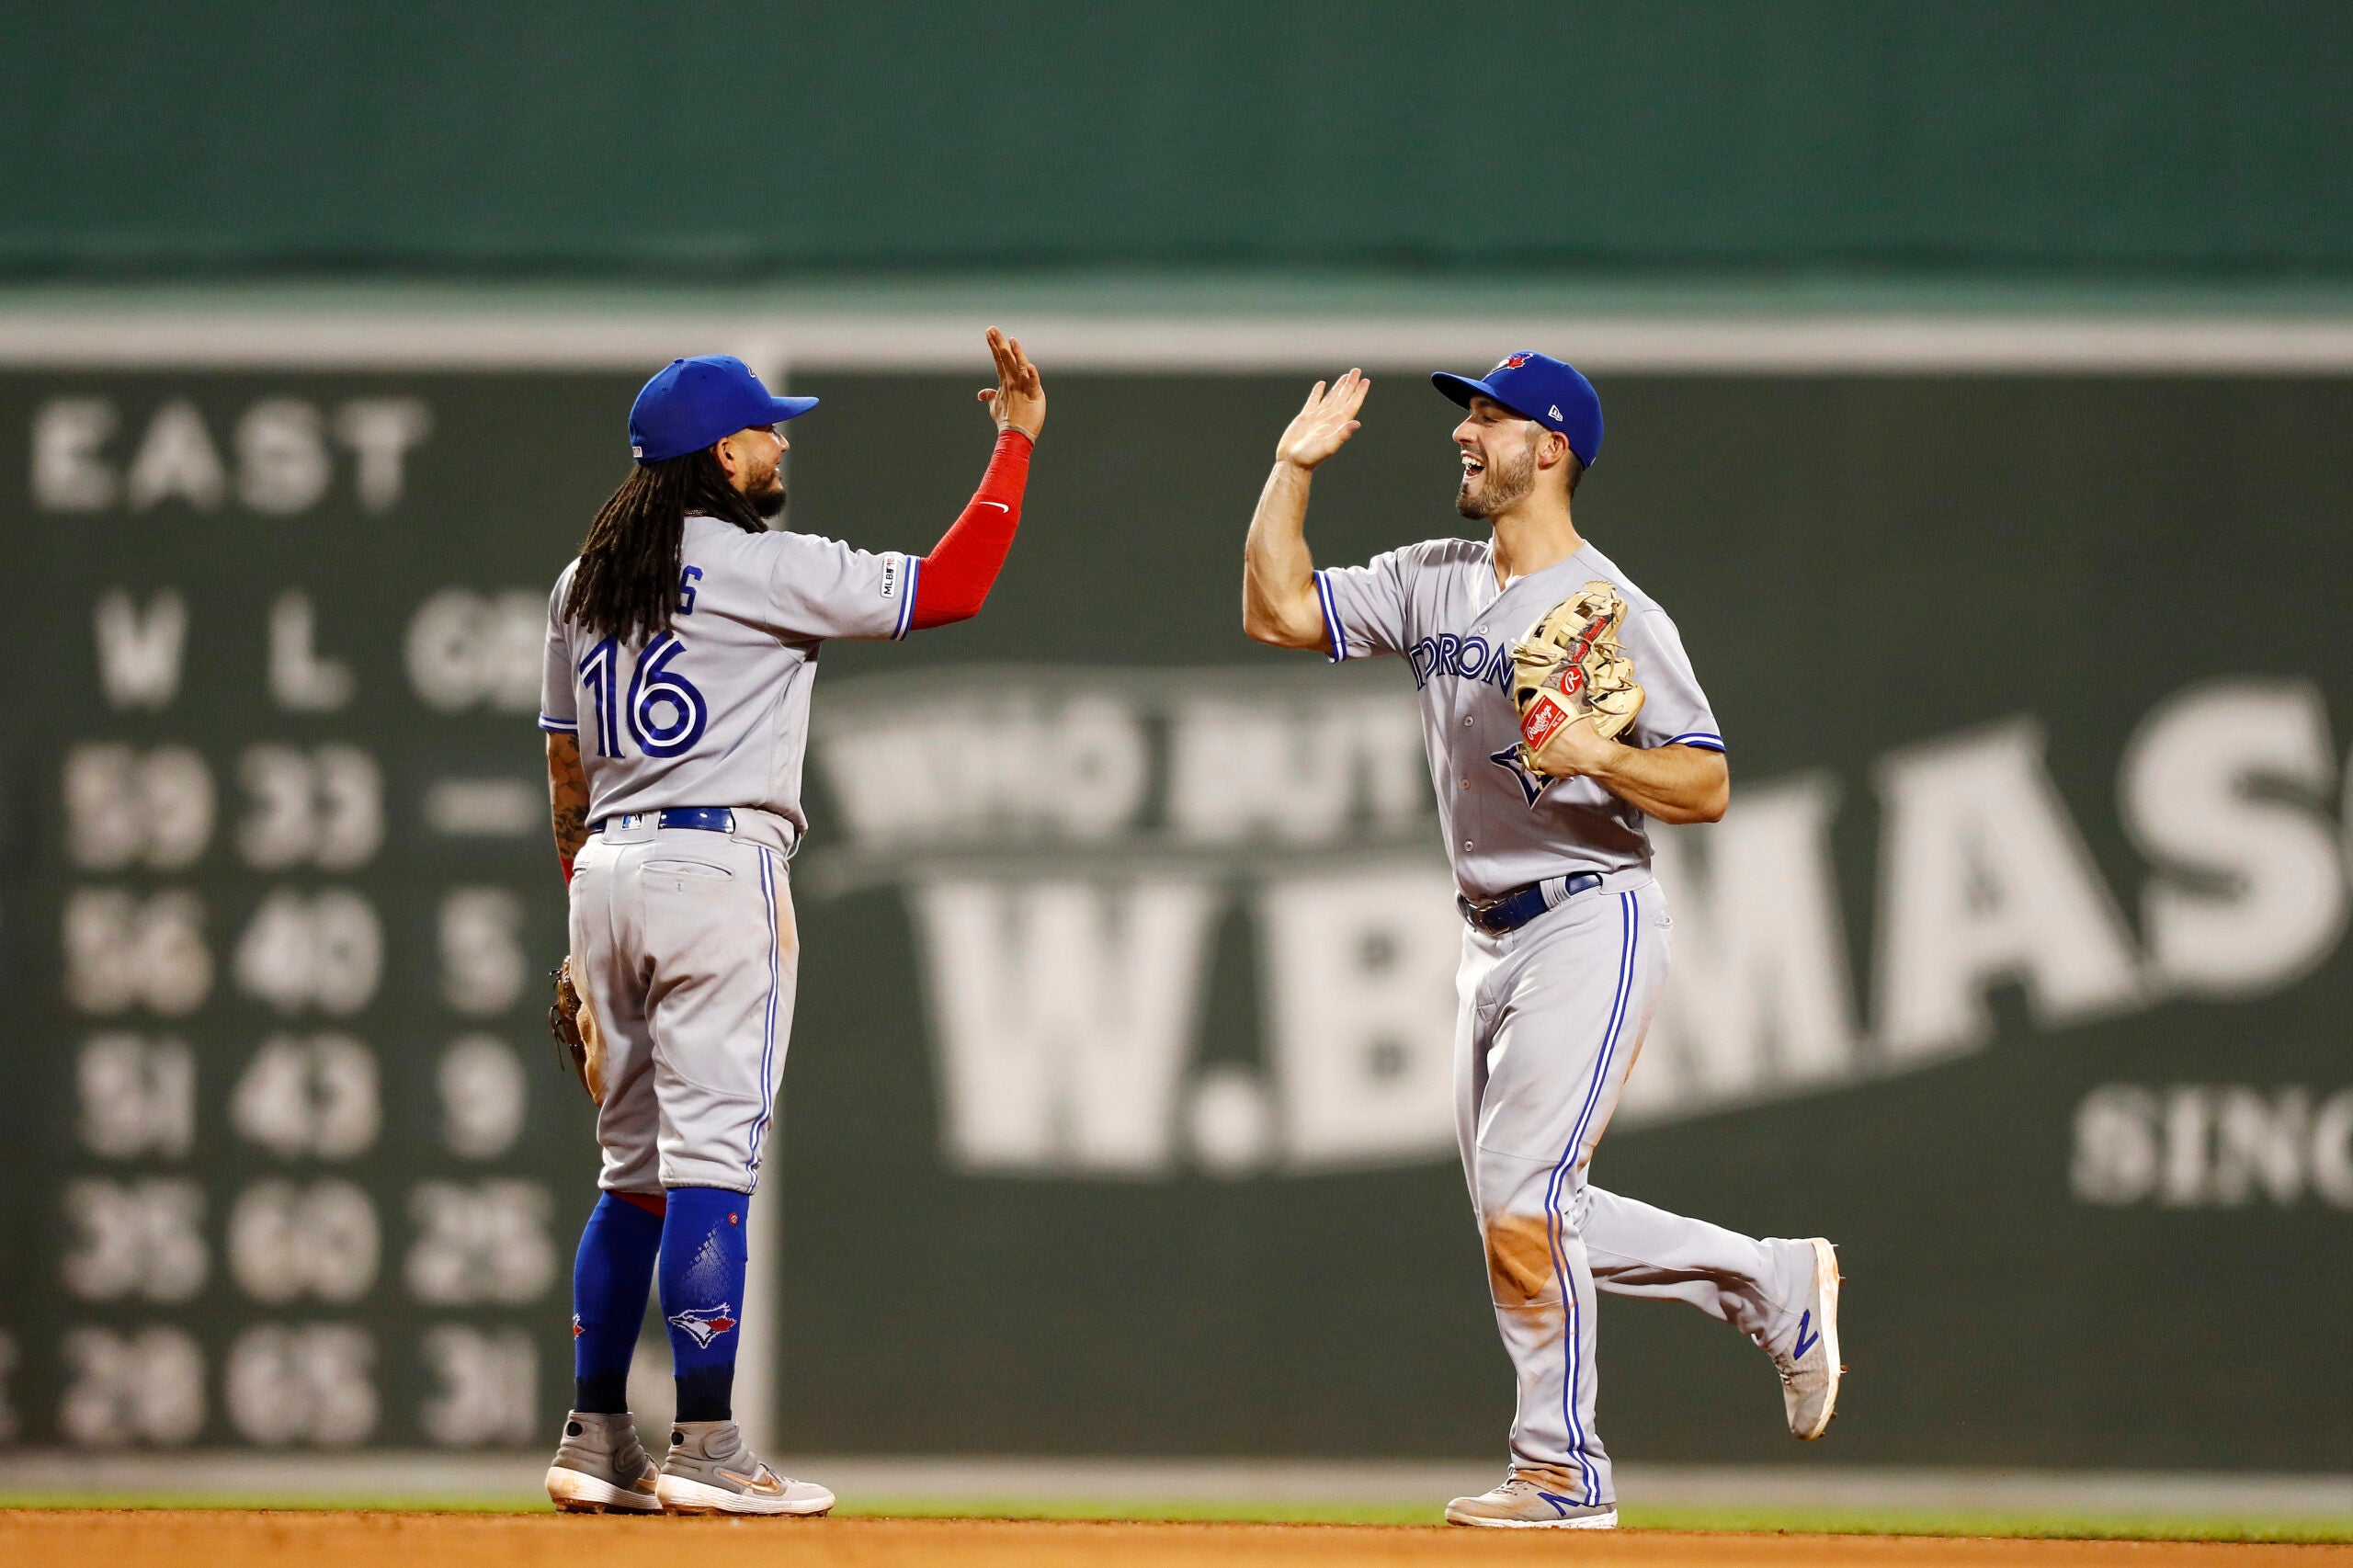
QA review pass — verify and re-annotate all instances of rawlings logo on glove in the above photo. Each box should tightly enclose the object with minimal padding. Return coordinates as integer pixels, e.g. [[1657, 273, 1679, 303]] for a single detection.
[[1508, 581, 1645, 771]]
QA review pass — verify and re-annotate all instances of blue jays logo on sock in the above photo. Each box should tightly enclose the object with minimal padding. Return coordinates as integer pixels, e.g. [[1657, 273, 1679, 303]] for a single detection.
[[1792, 1308, 1819, 1361], [1490, 744, 1553, 807], [667, 1303, 738, 1349]]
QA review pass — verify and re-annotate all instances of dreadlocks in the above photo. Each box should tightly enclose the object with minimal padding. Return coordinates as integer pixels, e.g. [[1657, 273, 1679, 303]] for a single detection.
[[563, 449, 768, 645]]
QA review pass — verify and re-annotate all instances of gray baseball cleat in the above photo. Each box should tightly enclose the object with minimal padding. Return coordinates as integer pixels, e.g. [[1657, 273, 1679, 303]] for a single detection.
[[544, 1410, 662, 1514], [1445, 1473, 1618, 1529], [1773, 1235, 1844, 1439], [655, 1419, 835, 1517]]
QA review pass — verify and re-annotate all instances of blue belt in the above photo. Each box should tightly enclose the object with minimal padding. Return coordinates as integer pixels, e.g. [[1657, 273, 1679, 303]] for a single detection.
[[593, 807, 736, 835], [1458, 871, 1604, 935]]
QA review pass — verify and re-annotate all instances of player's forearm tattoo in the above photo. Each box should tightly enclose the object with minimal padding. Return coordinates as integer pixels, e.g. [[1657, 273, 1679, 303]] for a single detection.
[[546, 733, 591, 861]]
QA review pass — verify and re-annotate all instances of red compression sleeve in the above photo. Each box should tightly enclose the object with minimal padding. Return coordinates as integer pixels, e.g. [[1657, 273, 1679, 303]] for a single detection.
[[909, 428, 1033, 630]]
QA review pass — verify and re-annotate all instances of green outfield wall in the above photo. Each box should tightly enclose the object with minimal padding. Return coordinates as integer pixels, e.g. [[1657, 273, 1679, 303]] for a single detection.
[[1, 353, 2348, 1470], [4, 3, 2351, 279]]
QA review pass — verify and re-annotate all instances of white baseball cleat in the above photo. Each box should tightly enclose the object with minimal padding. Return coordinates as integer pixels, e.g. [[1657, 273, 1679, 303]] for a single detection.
[[655, 1419, 835, 1517], [544, 1410, 663, 1514], [1774, 1235, 1844, 1440], [1444, 1473, 1618, 1528]]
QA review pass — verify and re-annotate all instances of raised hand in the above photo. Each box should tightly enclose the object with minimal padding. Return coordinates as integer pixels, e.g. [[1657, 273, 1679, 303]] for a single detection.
[[977, 326, 1045, 439], [1275, 368, 1371, 471]]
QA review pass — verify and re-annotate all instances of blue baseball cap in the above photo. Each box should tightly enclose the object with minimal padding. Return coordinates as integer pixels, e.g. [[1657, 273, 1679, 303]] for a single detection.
[[629, 355, 819, 463], [1431, 351, 1603, 470]]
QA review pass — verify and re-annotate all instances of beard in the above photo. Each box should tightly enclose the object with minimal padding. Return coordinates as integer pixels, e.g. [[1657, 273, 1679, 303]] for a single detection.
[[1455, 438, 1537, 519], [748, 466, 788, 519]]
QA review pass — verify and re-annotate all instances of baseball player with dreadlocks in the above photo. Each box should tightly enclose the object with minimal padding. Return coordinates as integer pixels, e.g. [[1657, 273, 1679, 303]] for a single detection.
[[538, 330, 1044, 1515], [1241, 353, 1842, 1529]]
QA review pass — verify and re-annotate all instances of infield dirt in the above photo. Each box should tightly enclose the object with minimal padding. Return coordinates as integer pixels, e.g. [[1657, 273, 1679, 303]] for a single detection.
[[4, 1510, 2349, 1567]]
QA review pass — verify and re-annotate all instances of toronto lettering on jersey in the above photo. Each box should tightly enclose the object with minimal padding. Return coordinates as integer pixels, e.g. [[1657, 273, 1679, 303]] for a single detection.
[[1406, 631, 1515, 693], [808, 666, 2353, 1190]]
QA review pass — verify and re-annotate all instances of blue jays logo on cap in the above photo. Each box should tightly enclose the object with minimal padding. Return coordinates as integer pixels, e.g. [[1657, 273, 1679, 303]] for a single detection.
[[1430, 350, 1604, 470], [628, 355, 820, 464]]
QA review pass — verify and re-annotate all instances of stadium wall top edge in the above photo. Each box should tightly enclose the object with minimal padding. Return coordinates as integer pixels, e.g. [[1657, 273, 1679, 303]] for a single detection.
[[6, 274, 2353, 375]]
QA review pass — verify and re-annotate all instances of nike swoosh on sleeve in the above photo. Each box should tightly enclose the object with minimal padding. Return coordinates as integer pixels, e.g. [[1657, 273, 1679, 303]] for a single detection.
[[977, 501, 1011, 513]]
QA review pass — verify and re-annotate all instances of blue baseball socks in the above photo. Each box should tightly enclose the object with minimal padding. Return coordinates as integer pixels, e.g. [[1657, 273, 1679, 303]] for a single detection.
[[658, 1187, 750, 1423], [569, 1191, 665, 1414]]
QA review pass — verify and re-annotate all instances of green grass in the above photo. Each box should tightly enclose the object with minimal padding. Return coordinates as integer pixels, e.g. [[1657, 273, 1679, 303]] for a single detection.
[[4, 1493, 2350, 1543], [0, 1493, 545, 1514], [1611, 1504, 2353, 1545], [833, 1497, 1446, 1526], [831, 1498, 2353, 1541]]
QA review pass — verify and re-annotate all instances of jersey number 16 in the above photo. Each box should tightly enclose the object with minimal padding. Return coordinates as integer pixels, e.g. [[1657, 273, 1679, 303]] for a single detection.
[[577, 633, 709, 759]]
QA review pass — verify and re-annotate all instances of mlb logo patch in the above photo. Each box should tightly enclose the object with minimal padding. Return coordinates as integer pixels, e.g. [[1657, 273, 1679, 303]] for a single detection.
[[667, 1303, 738, 1348]]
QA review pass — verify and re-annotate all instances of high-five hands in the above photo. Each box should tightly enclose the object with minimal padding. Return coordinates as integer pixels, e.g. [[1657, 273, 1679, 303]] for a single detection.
[[1276, 369, 1370, 471], [977, 326, 1045, 440]]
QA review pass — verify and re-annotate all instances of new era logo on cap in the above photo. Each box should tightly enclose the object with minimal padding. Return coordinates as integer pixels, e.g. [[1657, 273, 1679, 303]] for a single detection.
[[628, 356, 819, 464], [1430, 350, 1605, 470]]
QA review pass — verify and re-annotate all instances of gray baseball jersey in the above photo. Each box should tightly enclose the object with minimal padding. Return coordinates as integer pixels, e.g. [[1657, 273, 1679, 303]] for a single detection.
[[538, 514, 918, 835], [1315, 536, 1724, 903]]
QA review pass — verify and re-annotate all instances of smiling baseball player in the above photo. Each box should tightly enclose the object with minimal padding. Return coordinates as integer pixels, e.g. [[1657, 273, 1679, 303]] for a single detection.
[[538, 331, 1044, 1516], [1242, 354, 1842, 1529]]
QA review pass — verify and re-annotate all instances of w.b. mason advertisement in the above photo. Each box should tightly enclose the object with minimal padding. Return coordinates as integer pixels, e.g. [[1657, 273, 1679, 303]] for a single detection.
[[0, 364, 2347, 1469]]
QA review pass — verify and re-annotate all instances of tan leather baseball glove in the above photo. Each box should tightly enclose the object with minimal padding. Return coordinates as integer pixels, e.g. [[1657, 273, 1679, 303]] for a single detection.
[[1508, 580, 1645, 767], [549, 957, 608, 1104]]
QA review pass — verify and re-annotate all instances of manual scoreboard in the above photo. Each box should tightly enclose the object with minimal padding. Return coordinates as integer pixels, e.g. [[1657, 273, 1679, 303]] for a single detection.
[[0, 371, 632, 1448]]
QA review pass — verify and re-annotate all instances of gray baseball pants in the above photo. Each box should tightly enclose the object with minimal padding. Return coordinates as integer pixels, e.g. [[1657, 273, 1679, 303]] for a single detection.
[[1454, 875, 1817, 1506], [569, 812, 799, 1197]]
